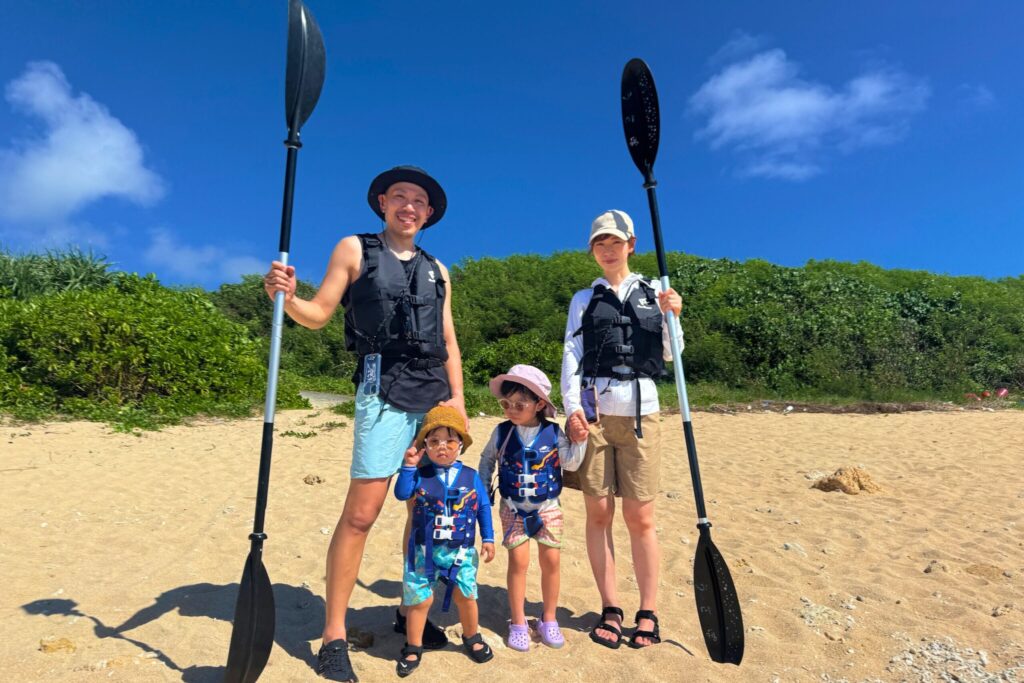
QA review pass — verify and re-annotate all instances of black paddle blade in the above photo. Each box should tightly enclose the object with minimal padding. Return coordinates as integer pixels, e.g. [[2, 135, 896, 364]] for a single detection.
[[285, 0, 326, 132], [224, 549, 276, 683], [693, 526, 744, 664], [621, 57, 660, 177]]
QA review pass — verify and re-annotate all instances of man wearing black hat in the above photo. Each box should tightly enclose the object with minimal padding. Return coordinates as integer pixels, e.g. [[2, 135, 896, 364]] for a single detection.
[[264, 166, 465, 681]]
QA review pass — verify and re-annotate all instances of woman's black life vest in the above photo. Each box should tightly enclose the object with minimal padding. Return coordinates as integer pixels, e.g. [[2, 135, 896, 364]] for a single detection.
[[342, 233, 449, 410], [579, 279, 665, 381], [407, 462, 481, 611]]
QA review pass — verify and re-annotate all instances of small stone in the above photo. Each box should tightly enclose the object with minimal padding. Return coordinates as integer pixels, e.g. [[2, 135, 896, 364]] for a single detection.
[[665, 491, 682, 500], [320, 527, 331, 535], [923, 560, 947, 574], [855, 595, 865, 602], [783, 542, 807, 556], [991, 603, 1014, 617], [39, 637, 76, 654], [847, 648, 855, 654], [303, 474, 325, 485]]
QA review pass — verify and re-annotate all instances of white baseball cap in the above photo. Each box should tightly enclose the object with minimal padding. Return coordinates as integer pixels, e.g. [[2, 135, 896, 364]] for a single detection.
[[589, 210, 635, 243]]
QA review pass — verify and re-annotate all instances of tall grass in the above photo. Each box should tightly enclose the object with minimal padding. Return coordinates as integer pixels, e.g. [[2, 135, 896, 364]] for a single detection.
[[0, 248, 116, 300]]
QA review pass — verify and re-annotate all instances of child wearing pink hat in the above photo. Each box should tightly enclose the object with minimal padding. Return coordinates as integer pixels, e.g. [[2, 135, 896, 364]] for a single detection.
[[477, 364, 585, 652]]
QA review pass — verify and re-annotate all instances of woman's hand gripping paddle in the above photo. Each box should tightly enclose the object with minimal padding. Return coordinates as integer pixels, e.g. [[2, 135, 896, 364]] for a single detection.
[[620, 57, 744, 665], [224, 3, 325, 682]]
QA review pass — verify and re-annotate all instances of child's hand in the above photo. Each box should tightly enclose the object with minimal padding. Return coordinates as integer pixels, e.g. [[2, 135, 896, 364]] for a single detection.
[[658, 287, 682, 317], [403, 447, 424, 468], [481, 542, 496, 563], [567, 410, 589, 443]]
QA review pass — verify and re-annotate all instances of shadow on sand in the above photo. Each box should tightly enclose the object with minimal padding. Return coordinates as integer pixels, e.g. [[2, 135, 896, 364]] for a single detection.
[[22, 581, 323, 682]]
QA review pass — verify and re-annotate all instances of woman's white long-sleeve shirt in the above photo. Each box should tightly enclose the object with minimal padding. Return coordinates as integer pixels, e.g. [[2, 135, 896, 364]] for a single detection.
[[560, 273, 684, 418]]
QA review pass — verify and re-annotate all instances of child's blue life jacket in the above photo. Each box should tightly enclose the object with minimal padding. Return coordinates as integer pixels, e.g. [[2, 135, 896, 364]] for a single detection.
[[496, 419, 562, 537], [408, 462, 482, 611]]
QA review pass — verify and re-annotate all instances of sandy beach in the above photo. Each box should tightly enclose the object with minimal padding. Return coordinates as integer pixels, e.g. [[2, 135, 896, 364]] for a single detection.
[[2, 409, 1022, 682]]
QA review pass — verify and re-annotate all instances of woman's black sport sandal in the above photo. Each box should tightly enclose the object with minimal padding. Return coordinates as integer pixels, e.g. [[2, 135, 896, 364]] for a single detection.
[[396, 644, 423, 678], [628, 609, 662, 648], [462, 632, 494, 663], [589, 606, 624, 649]]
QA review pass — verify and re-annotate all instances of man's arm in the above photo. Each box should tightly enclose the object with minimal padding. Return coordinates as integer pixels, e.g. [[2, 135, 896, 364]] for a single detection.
[[435, 261, 467, 425], [263, 235, 361, 329]]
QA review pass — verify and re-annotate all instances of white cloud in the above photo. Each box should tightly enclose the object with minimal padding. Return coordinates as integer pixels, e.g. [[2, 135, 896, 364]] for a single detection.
[[956, 83, 995, 109], [0, 61, 164, 237], [708, 31, 770, 67], [143, 229, 264, 285], [690, 48, 929, 180]]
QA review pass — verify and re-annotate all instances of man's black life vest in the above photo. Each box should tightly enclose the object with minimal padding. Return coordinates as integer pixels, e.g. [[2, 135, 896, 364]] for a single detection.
[[579, 279, 665, 381], [342, 233, 449, 411]]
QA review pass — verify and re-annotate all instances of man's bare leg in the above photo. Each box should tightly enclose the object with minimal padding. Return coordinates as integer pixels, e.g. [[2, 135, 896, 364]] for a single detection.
[[322, 477, 391, 643], [622, 497, 660, 646]]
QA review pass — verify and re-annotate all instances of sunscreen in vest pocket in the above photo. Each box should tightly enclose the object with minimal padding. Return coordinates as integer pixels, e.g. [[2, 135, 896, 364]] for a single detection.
[[361, 353, 381, 396]]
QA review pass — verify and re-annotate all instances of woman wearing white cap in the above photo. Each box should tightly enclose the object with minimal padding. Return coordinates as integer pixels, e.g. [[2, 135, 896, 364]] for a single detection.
[[561, 209, 683, 650]]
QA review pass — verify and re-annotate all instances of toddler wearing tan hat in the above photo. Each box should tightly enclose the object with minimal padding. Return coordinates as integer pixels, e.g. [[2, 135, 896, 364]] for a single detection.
[[393, 405, 495, 676]]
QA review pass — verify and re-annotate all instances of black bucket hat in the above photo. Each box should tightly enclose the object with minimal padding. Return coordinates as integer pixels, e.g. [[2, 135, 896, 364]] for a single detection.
[[367, 165, 447, 228]]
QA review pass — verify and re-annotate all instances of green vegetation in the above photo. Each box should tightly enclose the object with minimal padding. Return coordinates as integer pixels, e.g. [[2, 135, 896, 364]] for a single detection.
[[1, 248, 1021, 429]]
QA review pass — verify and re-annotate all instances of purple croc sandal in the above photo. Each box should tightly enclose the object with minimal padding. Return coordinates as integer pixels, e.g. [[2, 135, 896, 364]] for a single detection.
[[508, 622, 530, 652], [537, 620, 565, 649]]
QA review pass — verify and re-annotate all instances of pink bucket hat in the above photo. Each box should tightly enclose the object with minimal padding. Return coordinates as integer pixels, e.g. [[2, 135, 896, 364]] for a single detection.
[[489, 364, 557, 418]]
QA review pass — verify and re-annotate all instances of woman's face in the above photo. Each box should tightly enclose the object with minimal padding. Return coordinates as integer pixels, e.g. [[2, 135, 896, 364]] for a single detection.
[[590, 235, 635, 272]]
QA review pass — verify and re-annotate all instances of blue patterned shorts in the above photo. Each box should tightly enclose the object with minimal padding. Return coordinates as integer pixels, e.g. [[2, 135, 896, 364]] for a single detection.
[[402, 544, 479, 606]]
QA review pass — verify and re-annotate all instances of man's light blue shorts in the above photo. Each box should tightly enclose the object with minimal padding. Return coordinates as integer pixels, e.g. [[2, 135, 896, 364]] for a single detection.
[[350, 388, 425, 480]]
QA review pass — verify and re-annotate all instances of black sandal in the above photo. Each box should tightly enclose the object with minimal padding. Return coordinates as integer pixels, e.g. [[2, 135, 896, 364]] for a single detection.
[[628, 609, 662, 648], [316, 639, 359, 682], [394, 608, 449, 650], [396, 643, 423, 678], [589, 606, 624, 649], [461, 632, 494, 663]]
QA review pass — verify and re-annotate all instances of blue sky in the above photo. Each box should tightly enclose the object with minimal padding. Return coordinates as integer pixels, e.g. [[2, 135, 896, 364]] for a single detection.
[[1, 1, 1021, 287]]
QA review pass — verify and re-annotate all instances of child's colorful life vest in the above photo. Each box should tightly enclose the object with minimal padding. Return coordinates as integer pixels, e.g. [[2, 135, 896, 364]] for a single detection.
[[496, 419, 561, 537], [408, 462, 481, 611]]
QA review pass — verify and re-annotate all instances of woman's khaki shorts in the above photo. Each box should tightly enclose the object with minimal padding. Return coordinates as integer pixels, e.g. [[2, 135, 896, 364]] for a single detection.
[[574, 414, 661, 501]]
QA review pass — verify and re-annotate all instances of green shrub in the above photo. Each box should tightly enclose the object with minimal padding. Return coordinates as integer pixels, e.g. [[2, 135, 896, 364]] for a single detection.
[[463, 331, 563, 386], [0, 274, 304, 428], [210, 274, 357, 382]]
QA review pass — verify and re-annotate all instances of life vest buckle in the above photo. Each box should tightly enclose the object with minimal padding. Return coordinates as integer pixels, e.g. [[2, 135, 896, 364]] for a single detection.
[[433, 528, 454, 541], [517, 473, 537, 484], [519, 486, 538, 497], [435, 514, 455, 527], [613, 344, 634, 355]]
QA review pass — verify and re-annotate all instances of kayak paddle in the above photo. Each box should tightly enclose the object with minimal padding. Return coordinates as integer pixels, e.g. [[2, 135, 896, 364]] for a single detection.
[[223, 2, 325, 681], [620, 57, 744, 665]]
